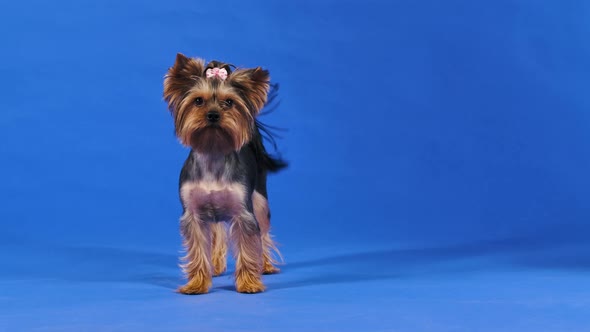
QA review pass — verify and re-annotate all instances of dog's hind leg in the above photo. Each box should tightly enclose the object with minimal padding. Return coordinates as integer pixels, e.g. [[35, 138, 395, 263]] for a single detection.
[[211, 222, 227, 276], [252, 191, 282, 274]]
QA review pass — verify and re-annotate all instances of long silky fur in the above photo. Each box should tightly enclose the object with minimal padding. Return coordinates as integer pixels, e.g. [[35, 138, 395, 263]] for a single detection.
[[252, 83, 288, 173]]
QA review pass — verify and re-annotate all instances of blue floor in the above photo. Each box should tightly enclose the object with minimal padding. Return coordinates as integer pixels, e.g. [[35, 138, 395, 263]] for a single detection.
[[1, 239, 590, 331], [1, 0, 590, 331]]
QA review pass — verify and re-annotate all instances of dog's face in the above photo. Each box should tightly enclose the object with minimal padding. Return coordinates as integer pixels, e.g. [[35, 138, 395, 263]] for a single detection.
[[163, 53, 270, 154]]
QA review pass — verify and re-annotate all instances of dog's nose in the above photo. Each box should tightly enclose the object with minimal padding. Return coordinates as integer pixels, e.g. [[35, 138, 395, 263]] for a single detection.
[[206, 111, 220, 123]]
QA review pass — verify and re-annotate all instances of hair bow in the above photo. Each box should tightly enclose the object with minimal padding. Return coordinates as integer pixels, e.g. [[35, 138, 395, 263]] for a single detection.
[[205, 67, 228, 81]]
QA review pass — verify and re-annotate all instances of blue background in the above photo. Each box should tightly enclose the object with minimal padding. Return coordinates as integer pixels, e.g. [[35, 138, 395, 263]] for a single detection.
[[1, 0, 589, 331]]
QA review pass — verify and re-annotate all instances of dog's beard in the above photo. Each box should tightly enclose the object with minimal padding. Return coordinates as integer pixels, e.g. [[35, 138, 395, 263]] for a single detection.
[[190, 126, 235, 155]]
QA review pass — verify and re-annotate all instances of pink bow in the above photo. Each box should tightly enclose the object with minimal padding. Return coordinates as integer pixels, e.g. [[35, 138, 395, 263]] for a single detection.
[[206, 67, 228, 80]]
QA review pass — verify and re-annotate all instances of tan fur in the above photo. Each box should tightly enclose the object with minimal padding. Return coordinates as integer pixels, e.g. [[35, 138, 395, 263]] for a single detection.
[[163, 54, 205, 115], [261, 233, 281, 274], [178, 212, 212, 294], [178, 84, 253, 151], [211, 222, 227, 276], [227, 67, 270, 114], [163, 54, 267, 152], [181, 180, 247, 194], [230, 213, 264, 293], [164, 54, 282, 294], [252, 191, 270, 234], [235, 267, 265, 293], [252, 191, 282, 274]]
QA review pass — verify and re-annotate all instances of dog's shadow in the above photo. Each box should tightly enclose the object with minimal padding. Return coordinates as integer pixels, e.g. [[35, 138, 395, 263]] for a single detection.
[[2, 232, 589, 292], [259, 234, 590, 290]]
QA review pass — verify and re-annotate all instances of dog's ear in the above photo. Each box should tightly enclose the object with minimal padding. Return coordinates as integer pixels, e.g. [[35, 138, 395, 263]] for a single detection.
[[228, 67, 270, 113], [170, 53, 204, 77], [163, 53, 205, 113]]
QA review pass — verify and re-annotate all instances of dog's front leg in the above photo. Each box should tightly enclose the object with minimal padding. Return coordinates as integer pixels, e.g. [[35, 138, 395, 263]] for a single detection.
[[230, 212, 264, 293], [178, 212, 212, 294]]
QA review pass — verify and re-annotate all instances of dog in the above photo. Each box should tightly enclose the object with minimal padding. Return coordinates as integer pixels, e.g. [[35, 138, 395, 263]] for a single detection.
[[163, 53, 286, 294]]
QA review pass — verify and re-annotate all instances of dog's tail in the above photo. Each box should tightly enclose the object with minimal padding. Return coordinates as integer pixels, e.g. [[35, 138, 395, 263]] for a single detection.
[[254, 83, 288, 174], [252, 128, 288, 173]]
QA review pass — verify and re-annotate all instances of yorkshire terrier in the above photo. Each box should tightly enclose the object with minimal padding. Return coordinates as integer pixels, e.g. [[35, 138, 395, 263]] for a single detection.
[[163, 53, 287, 294]]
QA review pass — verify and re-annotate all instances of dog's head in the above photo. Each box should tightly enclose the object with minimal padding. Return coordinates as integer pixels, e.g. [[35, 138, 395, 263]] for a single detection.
[[163, 53, 270, 154]]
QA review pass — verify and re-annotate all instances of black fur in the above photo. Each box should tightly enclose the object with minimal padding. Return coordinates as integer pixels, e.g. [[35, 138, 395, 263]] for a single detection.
[[254, 83, 288, 174], [176, 75, 287, 237], [179, 124, 284, 210], [179, 82, 287, 205]]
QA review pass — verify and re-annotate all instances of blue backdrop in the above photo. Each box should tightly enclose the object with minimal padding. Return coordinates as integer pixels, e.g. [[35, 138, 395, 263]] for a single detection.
[[1, 0, 589, 331]]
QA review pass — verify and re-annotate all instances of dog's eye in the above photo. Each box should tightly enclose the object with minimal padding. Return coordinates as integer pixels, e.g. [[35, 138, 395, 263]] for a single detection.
[[225, 99, 234, 107], [195, 97, 204, 106]]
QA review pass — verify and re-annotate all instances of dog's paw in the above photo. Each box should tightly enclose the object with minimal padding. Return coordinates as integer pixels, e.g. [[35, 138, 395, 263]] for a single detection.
[[213, 259, 227, 277], [177, 276, 212, 295], [236, 281, 265, 294], [262, 262, 280, 275], [235, 271, 265, 294]]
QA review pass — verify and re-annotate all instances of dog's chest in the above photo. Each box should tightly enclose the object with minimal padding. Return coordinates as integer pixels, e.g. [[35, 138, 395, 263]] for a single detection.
[[180, 177, 246, 222]]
